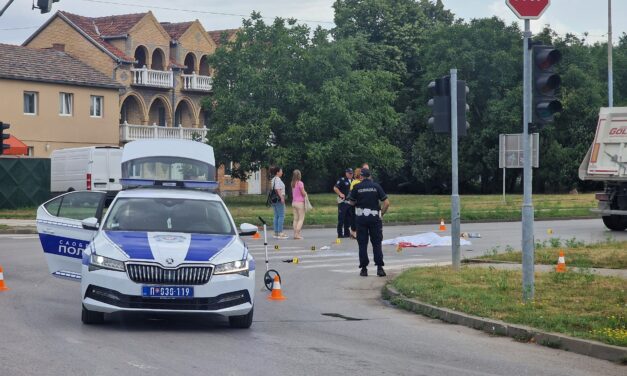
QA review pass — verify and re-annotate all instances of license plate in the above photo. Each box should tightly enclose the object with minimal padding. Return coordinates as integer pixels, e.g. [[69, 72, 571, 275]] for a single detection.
[[142, 286, 194, 298]]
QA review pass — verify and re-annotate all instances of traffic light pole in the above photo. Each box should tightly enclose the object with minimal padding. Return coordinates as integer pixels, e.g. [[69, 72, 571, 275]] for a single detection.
[[450, 69, 460, 270], [522, 20, 535, 301]]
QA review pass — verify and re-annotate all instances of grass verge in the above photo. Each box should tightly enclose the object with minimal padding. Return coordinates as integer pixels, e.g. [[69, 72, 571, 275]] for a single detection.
[[0, 193, 595, 224], [477, 239, 627, 269], [393, 266, 626, 347], [0, 207, 37, 220], [224, 193, 595, 226]]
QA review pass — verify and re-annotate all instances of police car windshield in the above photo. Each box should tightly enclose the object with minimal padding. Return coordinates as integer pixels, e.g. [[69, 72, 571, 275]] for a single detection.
[[103, 198, 234, 235]]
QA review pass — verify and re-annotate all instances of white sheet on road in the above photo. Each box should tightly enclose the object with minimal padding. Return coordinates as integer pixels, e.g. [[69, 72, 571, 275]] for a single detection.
[[382, 232, 471, 247]]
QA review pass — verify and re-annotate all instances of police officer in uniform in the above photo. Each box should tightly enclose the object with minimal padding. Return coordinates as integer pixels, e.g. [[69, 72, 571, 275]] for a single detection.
[[333, 168, 353, 238], [348, 168, 390, 277]]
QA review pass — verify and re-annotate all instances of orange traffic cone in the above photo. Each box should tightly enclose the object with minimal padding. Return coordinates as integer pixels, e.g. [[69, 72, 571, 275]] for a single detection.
[[439, 218, 447, 232], [556, 250, 566, 273], [252, 231, 261, 240], [267, 275, 286, 300], [0, 265, 9, 291]]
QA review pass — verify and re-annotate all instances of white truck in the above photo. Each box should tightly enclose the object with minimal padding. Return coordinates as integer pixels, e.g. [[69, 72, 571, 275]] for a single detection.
[[50, 146, 122, 199], [579, 107, 627, 231]]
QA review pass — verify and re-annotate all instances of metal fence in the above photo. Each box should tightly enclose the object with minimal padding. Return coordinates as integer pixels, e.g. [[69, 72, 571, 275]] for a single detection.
[[0, 158, 50, 209]]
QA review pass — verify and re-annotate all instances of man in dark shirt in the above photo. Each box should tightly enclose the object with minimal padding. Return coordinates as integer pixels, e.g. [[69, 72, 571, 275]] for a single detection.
[[348, 168, 390, 277], [333, 168, 353, 238]]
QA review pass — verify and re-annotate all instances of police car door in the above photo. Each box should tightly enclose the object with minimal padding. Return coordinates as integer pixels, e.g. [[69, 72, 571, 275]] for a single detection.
[[36, 191, 106, 281]]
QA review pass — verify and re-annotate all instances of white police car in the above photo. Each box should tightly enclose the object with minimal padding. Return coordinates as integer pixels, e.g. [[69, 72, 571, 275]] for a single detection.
[[36, 140, 257, 327]]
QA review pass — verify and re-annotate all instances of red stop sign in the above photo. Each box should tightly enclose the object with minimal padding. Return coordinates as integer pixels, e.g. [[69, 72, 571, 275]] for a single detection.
[[506, 0, 550, 19]]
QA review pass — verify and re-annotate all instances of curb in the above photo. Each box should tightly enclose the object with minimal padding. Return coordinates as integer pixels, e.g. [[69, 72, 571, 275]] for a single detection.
[[382, 284, 627, 364], [0, 227, 37, 234]]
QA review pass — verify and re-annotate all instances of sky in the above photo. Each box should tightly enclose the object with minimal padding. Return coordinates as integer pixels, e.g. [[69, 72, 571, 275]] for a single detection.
[[0, 0, 624, 45]]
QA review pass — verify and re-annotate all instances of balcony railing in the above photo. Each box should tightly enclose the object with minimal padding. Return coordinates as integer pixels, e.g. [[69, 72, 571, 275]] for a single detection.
[[120, 122, 208, 143], [182, 73, 213, 91], [131, 67, 173, 88]]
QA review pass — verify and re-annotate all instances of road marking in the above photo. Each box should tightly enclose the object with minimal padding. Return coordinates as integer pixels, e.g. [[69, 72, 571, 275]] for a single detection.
[[329, 261, 451, 273], [297, 257, 435, 270]]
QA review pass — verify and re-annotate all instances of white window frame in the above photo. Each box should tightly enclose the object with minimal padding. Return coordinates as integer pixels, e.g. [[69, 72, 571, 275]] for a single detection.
[[59, 92, 73, 116], [23, 91, 38, 115], [90, 95, 104, 118]]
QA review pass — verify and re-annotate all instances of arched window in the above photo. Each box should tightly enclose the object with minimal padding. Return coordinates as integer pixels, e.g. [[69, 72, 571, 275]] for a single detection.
[[148, 97, 171, 127], [120, 94, 145, 125], [199, 55, 210, 76], [151, 48, 166, 71], [134, 46, 148, 68], [183, 53, 196, 74], [174, 100, 195, 128]]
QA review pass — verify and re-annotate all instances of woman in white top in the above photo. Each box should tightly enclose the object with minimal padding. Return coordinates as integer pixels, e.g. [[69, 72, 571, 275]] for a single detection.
[[269, 166, 288, 239]]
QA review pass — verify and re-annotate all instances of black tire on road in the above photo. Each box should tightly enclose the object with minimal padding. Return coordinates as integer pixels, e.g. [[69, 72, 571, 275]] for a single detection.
[[229, 307, 253, 329], [601, 215, 627, 231], [81, 305, 105, 324]]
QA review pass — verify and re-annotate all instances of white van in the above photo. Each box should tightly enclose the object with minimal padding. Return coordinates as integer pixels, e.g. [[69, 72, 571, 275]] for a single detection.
[[51, 146, 122, 198]]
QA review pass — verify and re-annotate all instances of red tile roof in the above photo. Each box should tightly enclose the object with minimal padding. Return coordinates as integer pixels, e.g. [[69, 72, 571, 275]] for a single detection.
[[207, 29, 238, 46], [93, 12, 147, 36], [0, 43, 121, 89], [59, 11, 135, 62], [161, 21, 194, 41]]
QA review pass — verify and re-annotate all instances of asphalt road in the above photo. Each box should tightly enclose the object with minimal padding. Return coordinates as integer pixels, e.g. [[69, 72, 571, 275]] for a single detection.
[[0, 219, 625, 376]]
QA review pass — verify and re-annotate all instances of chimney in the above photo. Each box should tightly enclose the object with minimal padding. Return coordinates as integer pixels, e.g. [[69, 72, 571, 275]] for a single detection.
[[51, 43, 65, 52]]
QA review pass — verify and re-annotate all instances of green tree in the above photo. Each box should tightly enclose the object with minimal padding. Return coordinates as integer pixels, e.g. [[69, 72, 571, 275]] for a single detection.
[[203, 13, 403, 190]]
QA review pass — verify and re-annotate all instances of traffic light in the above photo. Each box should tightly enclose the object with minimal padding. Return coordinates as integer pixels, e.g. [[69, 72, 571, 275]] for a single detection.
[[36, 0, 60, 14], [1, 122, 10, 155], [456, 80, 470, 137], [427, 77, 450, 133], [532, 45, 562, 126], [427, 77, 469, 136]]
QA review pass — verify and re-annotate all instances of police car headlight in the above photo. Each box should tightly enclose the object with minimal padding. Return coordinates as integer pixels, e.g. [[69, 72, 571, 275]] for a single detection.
[[213, 259, 248, 276], [89, 254, 125, 272]]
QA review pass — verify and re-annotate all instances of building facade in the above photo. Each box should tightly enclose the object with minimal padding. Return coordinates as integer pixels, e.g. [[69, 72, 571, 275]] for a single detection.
[[21, 11, 260, 194], [0, 43, 121, 157]]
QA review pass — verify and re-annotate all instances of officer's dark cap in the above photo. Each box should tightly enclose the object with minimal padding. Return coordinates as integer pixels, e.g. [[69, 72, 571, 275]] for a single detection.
[[345, 168, 353, 173], [361, 168, 371, 177]]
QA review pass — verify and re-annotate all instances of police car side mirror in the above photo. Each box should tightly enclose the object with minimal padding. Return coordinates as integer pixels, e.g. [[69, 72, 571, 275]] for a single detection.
[[82, 217, 99, 230], [239, 223, 258, 236]]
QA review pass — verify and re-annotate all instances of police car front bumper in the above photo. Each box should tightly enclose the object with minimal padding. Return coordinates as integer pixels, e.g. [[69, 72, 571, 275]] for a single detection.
[[81, 266, 255, 317]]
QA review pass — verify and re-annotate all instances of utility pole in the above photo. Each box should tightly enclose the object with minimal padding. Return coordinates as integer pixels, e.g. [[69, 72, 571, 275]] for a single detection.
[[608, 0, 613, 107], [450, 69, 460, 270], [522, 19, 535, 301], [0, 0, 15, 17]]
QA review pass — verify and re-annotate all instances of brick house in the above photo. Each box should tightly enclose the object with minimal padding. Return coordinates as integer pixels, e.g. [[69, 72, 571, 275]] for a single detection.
[[22, 11, 263, 194], [0, 43, 121, 157]]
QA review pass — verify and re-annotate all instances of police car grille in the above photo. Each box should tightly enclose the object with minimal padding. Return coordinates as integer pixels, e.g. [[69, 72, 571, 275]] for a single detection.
[[126, 264, 212, 285]]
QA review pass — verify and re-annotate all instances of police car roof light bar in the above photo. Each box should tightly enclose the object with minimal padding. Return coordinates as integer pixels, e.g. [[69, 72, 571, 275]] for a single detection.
[[120, 178, 219, 192]]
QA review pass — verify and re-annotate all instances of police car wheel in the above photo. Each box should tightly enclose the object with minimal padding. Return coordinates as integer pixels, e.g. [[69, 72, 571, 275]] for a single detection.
[[81, 305, 104, 325], [228, 307, 253, 329]]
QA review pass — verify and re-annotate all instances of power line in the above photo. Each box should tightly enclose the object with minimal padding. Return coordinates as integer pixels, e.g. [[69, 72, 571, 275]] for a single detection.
[[0, 26, 39, 31], [79, 0, 335, 25]]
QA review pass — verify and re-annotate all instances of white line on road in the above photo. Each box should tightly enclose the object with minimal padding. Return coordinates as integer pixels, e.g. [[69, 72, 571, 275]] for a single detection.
[[329, 261, 451, 273]]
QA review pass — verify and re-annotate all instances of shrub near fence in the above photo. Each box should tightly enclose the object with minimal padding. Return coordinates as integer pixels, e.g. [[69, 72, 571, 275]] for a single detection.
[[0, 158, 50, 209]]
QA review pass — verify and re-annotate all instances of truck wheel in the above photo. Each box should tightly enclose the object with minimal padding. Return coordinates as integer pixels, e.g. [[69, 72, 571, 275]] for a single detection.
[[601, 215, 627, 231], [81, 305, 104, 324], [229, 307, 253, 329]]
